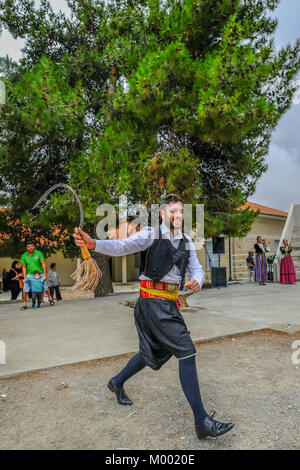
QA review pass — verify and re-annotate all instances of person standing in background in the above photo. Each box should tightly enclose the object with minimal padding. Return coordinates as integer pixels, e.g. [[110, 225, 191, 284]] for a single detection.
[[7, 260, 23, 300], [2, 268, 9, 292], [24, 271, 47, 308], [20, 240, 54, 310], [280, 239, 297, 284], [246, 251, 255, 271], [254, 236, 270, 285], [47, 263, 62, 301]]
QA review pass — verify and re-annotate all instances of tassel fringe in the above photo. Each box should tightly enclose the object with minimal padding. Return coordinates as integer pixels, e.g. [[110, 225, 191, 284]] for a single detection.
[[71, 257, 102, 292]]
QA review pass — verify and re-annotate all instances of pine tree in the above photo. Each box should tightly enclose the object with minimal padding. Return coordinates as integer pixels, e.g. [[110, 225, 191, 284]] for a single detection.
[[0, 0, 299, 294]]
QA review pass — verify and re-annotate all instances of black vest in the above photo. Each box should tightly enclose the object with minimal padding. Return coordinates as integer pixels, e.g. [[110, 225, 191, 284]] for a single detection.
[[140, 225, 190, 282]]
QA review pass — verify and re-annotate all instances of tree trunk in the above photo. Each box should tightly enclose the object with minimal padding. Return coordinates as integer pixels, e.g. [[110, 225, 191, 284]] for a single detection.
[[93, 252, 113, 297], [92, 64, 118, 298], [92, 225, 113, 297]]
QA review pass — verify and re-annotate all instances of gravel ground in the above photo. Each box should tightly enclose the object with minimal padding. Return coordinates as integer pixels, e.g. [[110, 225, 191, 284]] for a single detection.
[[0, 330, 299, 450]]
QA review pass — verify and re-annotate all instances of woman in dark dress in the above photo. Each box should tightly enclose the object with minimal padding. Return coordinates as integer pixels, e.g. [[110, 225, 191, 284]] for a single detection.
[[254, 236, 270, 285], [2, 268, 9, 292], [7, 260, 23, 300]]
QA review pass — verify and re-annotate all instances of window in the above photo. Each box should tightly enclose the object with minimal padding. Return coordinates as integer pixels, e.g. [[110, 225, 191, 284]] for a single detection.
[[205, 240, 220, 269]]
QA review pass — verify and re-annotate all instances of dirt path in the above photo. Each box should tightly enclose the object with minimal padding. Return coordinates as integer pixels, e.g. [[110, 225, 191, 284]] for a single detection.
[[0, 330, 299, 450]]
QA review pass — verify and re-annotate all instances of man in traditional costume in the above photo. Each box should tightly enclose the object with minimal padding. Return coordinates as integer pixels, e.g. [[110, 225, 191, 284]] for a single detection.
[[73, 194, 234, 439]]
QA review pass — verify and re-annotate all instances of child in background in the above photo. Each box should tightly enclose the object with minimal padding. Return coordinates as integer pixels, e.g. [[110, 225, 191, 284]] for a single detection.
[[246, 251, 256, 271], [25, 271, 47, 308]]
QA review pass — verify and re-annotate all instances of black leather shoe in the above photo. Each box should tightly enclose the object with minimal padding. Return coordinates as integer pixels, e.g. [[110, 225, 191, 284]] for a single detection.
[[195, 412, 235, 439], [107, 379, 133, 406]]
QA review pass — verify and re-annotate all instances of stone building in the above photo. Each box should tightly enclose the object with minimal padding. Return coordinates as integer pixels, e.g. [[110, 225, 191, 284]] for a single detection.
[[203, 202, 288, 282]]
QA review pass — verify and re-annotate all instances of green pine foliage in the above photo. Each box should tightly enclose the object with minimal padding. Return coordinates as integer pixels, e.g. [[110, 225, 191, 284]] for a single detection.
[[0, 0, 299, 263]]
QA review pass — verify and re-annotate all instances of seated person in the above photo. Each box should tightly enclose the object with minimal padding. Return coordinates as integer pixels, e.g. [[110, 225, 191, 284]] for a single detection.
[[246, 251, 255, 271]]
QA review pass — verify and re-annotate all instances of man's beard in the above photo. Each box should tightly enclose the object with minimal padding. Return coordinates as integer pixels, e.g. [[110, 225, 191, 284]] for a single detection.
[[170, 221, 182, 230], [166, 219, 181, 230]]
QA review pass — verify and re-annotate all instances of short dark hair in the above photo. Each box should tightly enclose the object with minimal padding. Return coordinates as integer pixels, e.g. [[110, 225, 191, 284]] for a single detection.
[[33, 271, 40, 275], [11, 260, 20, 269], [161, 193, 183, 206], [50, 263, 56, 269], [25, 240, 34, 246], [159, 194, 183, 223]]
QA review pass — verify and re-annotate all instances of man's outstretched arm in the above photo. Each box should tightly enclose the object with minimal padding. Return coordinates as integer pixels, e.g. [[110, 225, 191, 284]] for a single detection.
[[184, 237, 206, 293], [72, 226, 154, 257]]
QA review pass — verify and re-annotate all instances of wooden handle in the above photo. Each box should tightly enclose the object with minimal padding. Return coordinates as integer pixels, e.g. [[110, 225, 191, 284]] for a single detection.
[[80, 244, 91, 260], [75, 228, 91, 260]]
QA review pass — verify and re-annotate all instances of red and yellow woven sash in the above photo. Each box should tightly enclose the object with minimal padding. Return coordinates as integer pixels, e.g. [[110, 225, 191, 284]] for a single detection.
[[140, 280, 181, 309]]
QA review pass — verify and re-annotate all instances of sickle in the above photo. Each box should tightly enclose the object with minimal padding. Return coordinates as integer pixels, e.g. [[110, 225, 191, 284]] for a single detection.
[[32, 183, 84, 230], [31, 184, 101, 291]]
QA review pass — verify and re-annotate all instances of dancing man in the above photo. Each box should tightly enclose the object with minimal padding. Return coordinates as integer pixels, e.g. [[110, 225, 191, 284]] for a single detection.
[[73, 194, 234, 439]]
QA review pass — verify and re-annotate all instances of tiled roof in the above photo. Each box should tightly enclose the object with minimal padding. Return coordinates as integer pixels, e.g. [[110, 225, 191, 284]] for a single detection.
[[241, 201, 288, 217]]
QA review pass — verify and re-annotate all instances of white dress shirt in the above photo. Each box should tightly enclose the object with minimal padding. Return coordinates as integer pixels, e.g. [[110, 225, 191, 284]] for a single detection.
[[93, 223, 205, 287]]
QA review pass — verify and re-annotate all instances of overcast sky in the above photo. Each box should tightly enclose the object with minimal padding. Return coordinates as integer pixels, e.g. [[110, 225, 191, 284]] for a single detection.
[[0, 0, 299, 212]]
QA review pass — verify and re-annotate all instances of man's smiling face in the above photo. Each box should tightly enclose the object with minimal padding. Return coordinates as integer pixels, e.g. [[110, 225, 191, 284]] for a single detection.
[[160, 201, 184, 231]]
